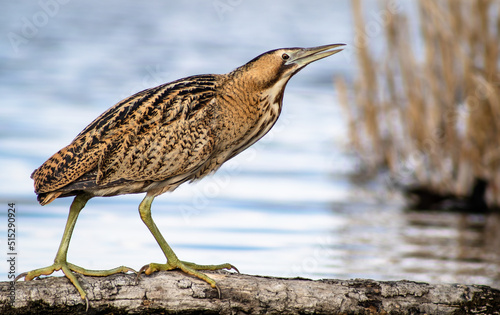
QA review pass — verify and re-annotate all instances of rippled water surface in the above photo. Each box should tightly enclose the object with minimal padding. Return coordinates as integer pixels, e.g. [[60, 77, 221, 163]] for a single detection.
[[1, 1, 499, 289]]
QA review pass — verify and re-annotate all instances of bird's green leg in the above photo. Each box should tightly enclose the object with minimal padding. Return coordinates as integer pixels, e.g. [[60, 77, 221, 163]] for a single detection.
[[138, 195, 238, 294], [16, 194, 135, 302]]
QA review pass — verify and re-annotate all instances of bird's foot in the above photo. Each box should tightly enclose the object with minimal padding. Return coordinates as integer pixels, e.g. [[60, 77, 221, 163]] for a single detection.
[[137, 260, 238, 298], [16, 262, 135, 308]]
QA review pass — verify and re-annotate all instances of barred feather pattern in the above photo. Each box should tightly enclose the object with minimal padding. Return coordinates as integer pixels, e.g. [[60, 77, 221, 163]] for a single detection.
[[32, 63, 286, 205]]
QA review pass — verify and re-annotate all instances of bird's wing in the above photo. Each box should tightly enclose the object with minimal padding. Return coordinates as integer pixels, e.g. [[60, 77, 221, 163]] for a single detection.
[[32, 75, 221, 194]]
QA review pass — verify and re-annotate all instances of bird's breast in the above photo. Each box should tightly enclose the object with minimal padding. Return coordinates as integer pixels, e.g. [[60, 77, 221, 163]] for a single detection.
[[221, 92, 282, 161]]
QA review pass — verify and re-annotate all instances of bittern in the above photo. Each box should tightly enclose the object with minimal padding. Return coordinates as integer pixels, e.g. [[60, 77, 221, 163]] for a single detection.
[[17, 44, 344, 303]]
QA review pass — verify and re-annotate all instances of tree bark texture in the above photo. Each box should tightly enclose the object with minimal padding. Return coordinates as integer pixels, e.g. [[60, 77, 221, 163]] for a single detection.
[[0, 271, 499, 314]]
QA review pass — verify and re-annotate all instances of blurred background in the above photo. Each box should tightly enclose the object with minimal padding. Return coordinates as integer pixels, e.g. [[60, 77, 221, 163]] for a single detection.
[[1, 0, 499, 289]]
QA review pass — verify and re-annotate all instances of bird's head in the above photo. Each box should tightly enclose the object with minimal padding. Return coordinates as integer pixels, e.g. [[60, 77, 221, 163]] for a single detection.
[[230, 44, 345, 94]]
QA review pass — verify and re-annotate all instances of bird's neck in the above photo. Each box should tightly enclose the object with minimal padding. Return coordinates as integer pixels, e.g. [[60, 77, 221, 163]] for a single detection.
[[220, 70, 289, 112], [215, 72, 286, 162]]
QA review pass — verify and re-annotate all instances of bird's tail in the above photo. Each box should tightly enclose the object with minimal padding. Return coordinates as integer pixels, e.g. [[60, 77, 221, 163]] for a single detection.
[[36, 192, 61, 206]]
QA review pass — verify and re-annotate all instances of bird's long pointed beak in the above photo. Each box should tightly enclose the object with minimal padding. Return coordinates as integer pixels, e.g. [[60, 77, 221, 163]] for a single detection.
[[286, 44, 345, 66]]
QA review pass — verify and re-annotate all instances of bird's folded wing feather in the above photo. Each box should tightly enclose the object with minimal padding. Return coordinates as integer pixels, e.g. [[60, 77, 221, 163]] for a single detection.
[[32, 75, 220, 194]]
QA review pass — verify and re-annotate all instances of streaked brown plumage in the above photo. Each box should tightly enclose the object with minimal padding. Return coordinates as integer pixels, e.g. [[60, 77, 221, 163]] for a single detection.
[[33, 71, 278, 204], [20, 44, 344, 304]]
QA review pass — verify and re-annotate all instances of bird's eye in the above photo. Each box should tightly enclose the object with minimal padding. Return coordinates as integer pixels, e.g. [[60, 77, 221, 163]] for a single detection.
[[281, 53, 290, 60]]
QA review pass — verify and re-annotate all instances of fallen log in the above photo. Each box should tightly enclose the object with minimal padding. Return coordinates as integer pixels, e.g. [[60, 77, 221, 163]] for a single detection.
[[0, 271, 499, 314]]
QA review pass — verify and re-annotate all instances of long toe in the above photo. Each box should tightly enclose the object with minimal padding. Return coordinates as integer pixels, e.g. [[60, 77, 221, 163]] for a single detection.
[[139, 259, 237, 298], [16, 262, 88, 300], [16, 263, 64, 282], [180, 261, 238, 272], [17, 262, 136, 301], [67, 263, 136, 276]]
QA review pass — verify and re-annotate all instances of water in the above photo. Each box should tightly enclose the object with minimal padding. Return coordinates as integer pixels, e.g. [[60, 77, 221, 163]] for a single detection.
[[1, 0, 499, 290]]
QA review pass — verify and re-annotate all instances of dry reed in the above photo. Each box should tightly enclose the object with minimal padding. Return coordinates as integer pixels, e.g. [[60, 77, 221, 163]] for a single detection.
[[337, 0, 500, 208]]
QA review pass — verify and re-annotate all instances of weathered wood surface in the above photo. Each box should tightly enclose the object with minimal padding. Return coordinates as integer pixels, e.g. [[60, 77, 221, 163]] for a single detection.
[[1, 271, 499, 314]]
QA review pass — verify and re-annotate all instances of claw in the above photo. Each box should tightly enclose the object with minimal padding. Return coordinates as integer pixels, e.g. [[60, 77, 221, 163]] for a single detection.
[[14, 272, 28, 282], [135, 264, 149, 284], [229, 264, 240, 274], [215, 283, 222, 299], [84, 296, 89, 312]]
